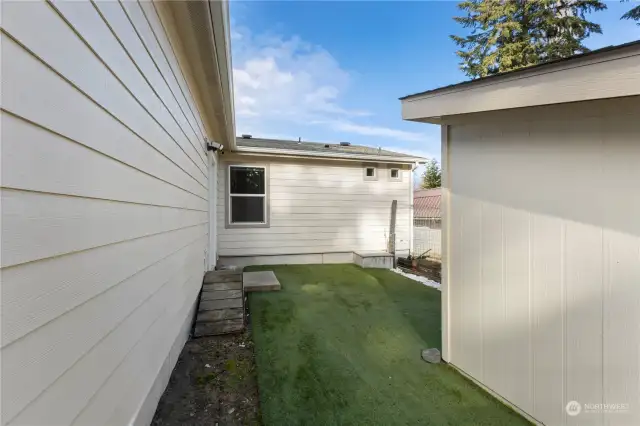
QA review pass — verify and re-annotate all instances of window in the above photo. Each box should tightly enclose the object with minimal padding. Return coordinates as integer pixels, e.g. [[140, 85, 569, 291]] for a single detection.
[[228, 165, 268, 227], [390, 169, 400, 180], [363, 165, 378, 181]]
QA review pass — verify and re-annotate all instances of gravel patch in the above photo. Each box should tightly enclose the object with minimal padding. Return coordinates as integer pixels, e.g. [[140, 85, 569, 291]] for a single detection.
[[391, 268, 441, 290], [151, 329, 260, 426]]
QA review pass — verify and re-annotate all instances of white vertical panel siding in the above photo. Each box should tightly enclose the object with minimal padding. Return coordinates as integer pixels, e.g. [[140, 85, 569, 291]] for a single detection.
[[217, 156, 412, 257], [446, 97, 640, 426], [0, 1, 210, 425]]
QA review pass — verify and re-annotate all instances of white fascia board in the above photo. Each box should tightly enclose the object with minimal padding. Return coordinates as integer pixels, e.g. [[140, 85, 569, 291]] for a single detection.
[[233, 146, 427, 164], [402, 44, 640, 124]]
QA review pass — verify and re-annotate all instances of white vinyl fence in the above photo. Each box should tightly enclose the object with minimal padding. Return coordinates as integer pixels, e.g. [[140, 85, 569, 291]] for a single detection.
[[413, 218, 441, 259]]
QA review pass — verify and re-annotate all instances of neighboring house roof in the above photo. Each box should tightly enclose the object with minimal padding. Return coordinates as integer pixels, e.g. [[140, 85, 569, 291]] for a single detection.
[[233, 136, 427, 163], [400, 40, 640, 124], [414, 188, 441, 219]]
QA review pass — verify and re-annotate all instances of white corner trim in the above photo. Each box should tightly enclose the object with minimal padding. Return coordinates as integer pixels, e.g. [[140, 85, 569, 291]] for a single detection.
[[440, 124, 451, 363]]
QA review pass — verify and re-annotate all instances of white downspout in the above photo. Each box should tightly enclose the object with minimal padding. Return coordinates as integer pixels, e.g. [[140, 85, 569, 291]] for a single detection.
[[207, 148, 218, 271]]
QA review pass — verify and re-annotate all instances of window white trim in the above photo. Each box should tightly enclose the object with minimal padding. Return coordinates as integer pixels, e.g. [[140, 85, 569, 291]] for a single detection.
[[363, 165, 378, 181], [226, 164, 270, 228], [389, 168, 401, 181]]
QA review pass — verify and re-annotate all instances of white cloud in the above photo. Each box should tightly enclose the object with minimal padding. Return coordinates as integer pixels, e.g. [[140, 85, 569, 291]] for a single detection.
[[231, 27, 427, 144], [324, 120, 428, 143], [232, 29, 362, 120]]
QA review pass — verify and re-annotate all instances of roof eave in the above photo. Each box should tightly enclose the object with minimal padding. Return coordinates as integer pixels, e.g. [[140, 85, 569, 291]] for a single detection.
[[155, 0, 236, 150], [233, 146, 426, 164], [401, 41, 640, 122]]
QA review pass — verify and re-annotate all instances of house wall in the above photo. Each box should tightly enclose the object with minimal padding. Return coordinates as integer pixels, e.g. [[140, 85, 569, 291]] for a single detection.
[[443, 97, 640, 426], [1, 2, 212, 425], [217, 154, 412, 262]]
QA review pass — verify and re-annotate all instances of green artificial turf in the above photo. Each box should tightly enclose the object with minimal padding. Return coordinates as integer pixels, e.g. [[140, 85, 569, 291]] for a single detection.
[[247, 264, 530, 426]]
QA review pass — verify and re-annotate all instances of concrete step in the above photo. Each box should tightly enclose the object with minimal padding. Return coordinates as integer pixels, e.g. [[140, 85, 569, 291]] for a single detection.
[[204, 270, 243, 283], [201, 289, 242, 301], [243, 271, 281, 292], [199, 298, 243, 311], [196, 308, 244, 322], [202, 281, 242, 291], [354, 251, 394, 269], [194, 319, 244, 337]]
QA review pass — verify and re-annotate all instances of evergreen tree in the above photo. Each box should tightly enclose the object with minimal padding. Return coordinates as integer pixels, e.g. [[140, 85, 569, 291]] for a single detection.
[[421, 159, 441, 189], [451, 0, 607, 79], [621, 1, 640, 25]]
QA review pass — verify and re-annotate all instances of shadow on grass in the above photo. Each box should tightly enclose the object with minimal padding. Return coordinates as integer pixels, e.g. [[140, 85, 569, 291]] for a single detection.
[[364, 268, 442, 349]]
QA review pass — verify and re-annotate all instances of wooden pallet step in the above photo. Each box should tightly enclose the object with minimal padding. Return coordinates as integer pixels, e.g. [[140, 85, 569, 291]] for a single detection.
[[199, 298, 243, 310], [194, 319, 244, 337], [201, 289, 242, 301], [202, 281, 242, 291], [204, 271, 243, 284], [197, 308, 244, 322]]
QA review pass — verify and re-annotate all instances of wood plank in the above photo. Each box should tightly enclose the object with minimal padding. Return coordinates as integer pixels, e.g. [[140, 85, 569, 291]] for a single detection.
[[194, 319, 244, 337], [200, 290, 242, 301], [202, 281, 242, 291], [198, 298, 243, 310], [196, 308, 243, 322]]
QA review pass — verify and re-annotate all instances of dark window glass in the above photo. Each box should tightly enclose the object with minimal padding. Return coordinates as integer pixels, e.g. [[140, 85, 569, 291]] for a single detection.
[[391, 169, 399, 178], [366, 168, 375, 177], [230, 167, 265, 194], [231, 197, 265, 223]]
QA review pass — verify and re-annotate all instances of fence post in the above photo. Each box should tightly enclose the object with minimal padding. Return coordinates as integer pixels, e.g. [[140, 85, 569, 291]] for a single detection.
[[389, 200, 397, 267]]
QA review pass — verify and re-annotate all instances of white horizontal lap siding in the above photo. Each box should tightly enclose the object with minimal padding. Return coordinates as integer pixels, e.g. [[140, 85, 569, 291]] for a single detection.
[[130, 0, 208, 148], [446, 97, 640, 426], [1, 2, 210, 425], [3, 1, 207, 187], [217, 156, 411, 257]]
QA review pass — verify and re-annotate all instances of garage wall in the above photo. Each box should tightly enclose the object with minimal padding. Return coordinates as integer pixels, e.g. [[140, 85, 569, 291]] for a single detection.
[[217, 154, 412, 259], [445, 97, 640, 426], [1, 2, 210, 425]]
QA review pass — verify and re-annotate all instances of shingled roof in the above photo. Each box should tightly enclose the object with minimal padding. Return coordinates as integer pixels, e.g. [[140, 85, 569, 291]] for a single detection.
[[235, 136, 424, 161], [414, 188, 441, 219]]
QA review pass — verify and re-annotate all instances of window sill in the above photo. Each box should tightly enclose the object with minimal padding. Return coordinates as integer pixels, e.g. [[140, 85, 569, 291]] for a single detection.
[[225, 222, 270, 229]]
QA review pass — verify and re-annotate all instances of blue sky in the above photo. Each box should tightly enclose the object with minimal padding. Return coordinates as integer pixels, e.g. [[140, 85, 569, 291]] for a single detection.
[[230, 1, 639, 167]]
